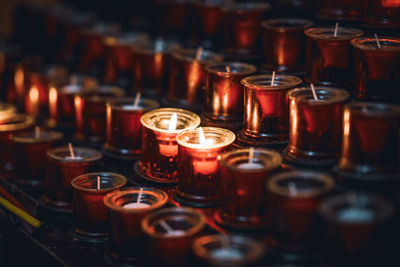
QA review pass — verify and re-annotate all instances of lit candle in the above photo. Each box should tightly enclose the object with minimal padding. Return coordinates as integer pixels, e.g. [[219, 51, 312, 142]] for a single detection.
[[236, 147, 264, 170]]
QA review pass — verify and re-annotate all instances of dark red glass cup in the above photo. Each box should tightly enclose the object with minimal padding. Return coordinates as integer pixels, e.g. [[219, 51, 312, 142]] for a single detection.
[[363, 0, 400, 29], [238, 75, 302, 148], [267, 171, 335, 253], [176, 127, 236, 207], [105, 97, 160, 158], [351, 36, 400, 102], [13, 129, 63, 188], [284, 87, 350, 166], [261, 18, 313, 75], [317, 0, 364, 21], [74, 86, 124, 143], [203, 62, 257, 131], [43, 146, 102, 212], [141, 207, 205, 266], [217, 148, 282, 229], [305, 27, 363, 88], [104, 187, 168, 261]]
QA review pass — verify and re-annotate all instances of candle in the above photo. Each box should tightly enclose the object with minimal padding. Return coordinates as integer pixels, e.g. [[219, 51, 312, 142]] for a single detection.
[[141, 207, 205, 266], [267, 171, 334, 253], [176, 127, 235, 207], [217, 148, 282, 228], [238, 74, 302, 148], [104, 187, 168, 261], [42, 146, 102, 212], [203, 62, 257, 131], [285, 87, 350, 167], [71, 172, 126, 240], [105, 97, 160, 158], [139, 108, 200, 184]]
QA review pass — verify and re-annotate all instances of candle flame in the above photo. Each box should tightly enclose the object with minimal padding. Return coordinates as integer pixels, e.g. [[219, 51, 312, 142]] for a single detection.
[[97, 176, 101, 190], [198, 127, 211, 145], [49, 87, 58, 118], [29, 86, 39, 104], [15, 64, 24, 99], [168, 113, 177, 131]]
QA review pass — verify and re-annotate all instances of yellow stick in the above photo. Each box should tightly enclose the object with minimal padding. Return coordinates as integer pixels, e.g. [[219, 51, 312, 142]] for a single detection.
[[0, 196, 42, 228]]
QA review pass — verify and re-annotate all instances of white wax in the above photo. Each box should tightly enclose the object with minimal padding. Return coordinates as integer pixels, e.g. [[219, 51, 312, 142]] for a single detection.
[[123, 202, 150, 209], [337, 208, 374, 223], [236, 162, 264, 170], [65, 156, 83, 160], [165, 230, 186, 236], [210, 248, 243, 261], [121, 105, 142, 110]]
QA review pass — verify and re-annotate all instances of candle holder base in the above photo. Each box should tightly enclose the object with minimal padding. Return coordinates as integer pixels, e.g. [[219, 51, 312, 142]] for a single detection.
[[134, 161, 178, 184], [200, 114, 242, 132], [72, 228, 108, 243], [282, 147, 337, 168], [102, 145, 139, 161], [40, 195, 74, 213], [236, 131, 288, 151], [214, 209, 269, 231], [174, 191, 218, 208], [161, 97, 203, 114]]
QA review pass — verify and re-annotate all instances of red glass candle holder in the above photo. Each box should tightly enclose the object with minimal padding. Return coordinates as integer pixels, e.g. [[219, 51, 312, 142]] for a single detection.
[[176, 127, 236, 207], [138, 108, 200, 184], [363, 0, 400, 29], [71, 172, 127, 241], [0, 114, 34, 176], [167, 48, 223, 111], [13, 129, 63, 188], [192, 234, 265, 266], [74, 86, 125, 143], [43, 146, 102, 212], [133, 39, 180, 96], [221, 2, 271, 57], [351, 36, 400, 102], [284, 87, 350, 166], [267, 171, 335, 253], [238, 75, 302, 148], [141, 207, 205, 266], [105, 97, 160, 159], [305, 27, 363, 88], [318, 193, 396, 266], [336, 103, 400, 196], [216, 148, 282, 229], [104, 187, 168, 261], [317, 0, 363, 21], [261, 18, 313, 75], [202, 62, 257, 131]]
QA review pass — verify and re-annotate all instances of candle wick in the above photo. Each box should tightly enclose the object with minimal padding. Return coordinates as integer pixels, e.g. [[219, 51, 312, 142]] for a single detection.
[[35, 126, 40, 139], [133, 92, 141, 107], [220, 234, 230, 249], [159, 219, 173, 233], [333, 22, 339, 37], [97, 176, 101, 190], [271, 71, 276, 86], [248, 147, 254, 164], [68, 143, 75, 159], [374, 33, 382, 49], [310, 83, 318, 101], [195, 46, 203, 61], [288, 181, 297, 195], [168, 113, 178, 131], [137, 187, 143, 204]]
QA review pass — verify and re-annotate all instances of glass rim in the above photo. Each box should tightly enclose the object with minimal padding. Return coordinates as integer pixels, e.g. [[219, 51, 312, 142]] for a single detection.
[[345, 102, 400, 116], [287, 87, 350, 104], [76, 85, 125, 99], [176, 127, 236, 150], [12, 130, 63, 143], [241, 74, 302, 90], [106, 97, 160, 111], [351, 36, 400, 51], [47, 146, 102, 163], [205, 62, 257, 76], [262, 18, 313, 30], [305, 27, 363, 40], [0, 114, 34, 132], [172, 48, 223, 63], [71, 172, 127, 193]]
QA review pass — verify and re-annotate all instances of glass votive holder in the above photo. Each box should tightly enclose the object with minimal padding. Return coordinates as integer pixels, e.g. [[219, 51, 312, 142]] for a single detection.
[[43, 146, 102, 212], [351, 36, 400, 102], [74, 86, 125, 143], [335, 103, 400, 196], [138, 108, 201, 184], [284, 87, 350, 167], [318, 193, 396, 266], [0, 114, 34, 176], [305, 27, 363, 88], [176, 127, 236, 207], [363, 0, 400, 29], [133, 38, 180, 96], [261, 18, 313, 76], [13, 128, 63, 188], [191, 234, 265, 267], [317, 0, 363, 21], [203, 62, 257, 131], [216, 148, 282, 229], [104, 187, 168, 261], [167, 48, 223, 110], [141, 207, 206, 266], [267, 171, 335, 253], [238, 74, 302, 148], [221, 2, 271, 57], [105, 97, 160, 159], [71, 172, 127, 241]]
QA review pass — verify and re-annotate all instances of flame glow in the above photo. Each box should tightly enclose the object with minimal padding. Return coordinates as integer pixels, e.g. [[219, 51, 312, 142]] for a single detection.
[[15, 64, 24, 100], [49, 87, 58, 118], [168, 113, 177, 131]]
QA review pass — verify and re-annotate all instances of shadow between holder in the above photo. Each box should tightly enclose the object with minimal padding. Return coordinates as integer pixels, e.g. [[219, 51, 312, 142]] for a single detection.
[[39, 195, 74, 213], [213, 209, 270, 233], [133, 161, 178, 186]]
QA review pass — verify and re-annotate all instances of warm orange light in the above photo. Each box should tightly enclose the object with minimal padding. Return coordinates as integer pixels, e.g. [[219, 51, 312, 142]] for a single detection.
[[28, 86, 39, 116], [187, 61, 201, 103], [168, 113, 177, 131], [74, 95, 83, 131], [154, 52, 163, 79], [14, 64, 24, 101], [49, 87, 58, 119], [382, 0, 400, 7]]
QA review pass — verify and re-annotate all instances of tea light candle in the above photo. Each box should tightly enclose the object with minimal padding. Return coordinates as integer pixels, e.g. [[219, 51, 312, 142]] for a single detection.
[[285, 87, 350, 166], [176, 127, 235, 207], [42, 146, 102, 212], [267, 171, 334, 253], [13, 127, 63, 188], [217, 148, 282, 228], [139, 108, 200, 183], [238, 74, 302, 148], [141, 207, 205, 266], [71, 172, 126, 240], [105, 96, 160, 158], [103, 187, 168, 261]]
